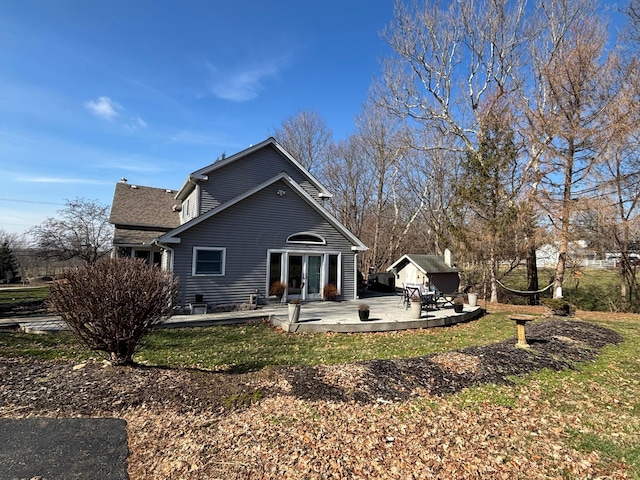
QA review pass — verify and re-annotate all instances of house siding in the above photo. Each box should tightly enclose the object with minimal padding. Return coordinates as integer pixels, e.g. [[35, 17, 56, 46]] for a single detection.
[[198, 144, 322, 214], [181, 188, 200, 223], [170, 179, 356, 307]]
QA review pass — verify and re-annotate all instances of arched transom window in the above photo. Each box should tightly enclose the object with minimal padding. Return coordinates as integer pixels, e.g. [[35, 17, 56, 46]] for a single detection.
[[286, 232, 326, 245]]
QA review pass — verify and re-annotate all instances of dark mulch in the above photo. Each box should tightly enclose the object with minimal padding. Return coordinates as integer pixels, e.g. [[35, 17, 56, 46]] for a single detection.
[[0, 319, 622, 417]]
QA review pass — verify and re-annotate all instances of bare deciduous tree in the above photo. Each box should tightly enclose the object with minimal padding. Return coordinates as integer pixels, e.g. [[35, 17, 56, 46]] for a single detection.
[[524, 3, 619, 298], [272, 110, 333, 174], [353, 99, 407, 272], [322, 136, 374, 241], [379, 0, 527, 155], [29, 198, 113, 264], [377, 0, 530, 286]]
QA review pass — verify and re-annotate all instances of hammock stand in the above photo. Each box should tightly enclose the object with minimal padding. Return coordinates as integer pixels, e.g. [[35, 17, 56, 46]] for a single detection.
[[496, 279, 554, 297]]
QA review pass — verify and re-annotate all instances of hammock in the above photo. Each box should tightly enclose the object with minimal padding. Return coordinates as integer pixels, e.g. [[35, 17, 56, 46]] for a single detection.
[[496, 279, 554, 296]]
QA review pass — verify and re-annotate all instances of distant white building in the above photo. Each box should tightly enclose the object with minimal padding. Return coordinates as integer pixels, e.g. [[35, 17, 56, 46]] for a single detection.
[[535, 240, 594, 269], [536, 244, 559, 268]]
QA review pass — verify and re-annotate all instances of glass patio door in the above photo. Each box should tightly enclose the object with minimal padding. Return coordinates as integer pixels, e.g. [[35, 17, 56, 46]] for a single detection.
[[287, 254, 323, 301], [306, 255, 322, 299]]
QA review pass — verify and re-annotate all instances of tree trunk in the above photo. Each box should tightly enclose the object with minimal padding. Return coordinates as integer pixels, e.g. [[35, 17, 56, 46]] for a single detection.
[[525, 214, 539, 305], [554, 143, 575, 299], [490, 242, 498, 303]]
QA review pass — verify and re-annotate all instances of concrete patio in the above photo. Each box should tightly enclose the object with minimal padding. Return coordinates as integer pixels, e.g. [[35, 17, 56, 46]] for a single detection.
[[1, 293, 484, 335]]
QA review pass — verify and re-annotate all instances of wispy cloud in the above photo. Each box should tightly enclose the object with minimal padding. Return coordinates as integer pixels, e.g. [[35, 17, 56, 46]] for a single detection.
[[84, 96, 148, 132], [125, 117, 148, 131], [205, 55, 291, 101], [2, 170, 112, 185], [83, 96, 120, 121]]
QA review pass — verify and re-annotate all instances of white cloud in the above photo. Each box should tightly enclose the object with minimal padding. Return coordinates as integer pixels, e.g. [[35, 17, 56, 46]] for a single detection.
[[125, 117, 148, 131], [206, 56, 290, 102], [84, 96, 120, 121]]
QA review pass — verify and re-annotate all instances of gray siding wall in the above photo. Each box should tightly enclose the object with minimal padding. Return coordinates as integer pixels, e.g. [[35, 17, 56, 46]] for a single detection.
[[180, 188, 199, 223], [198, 144, 322, 214], [171, 179, 356, 307]]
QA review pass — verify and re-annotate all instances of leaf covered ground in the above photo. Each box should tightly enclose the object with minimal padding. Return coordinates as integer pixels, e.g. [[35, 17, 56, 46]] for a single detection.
[[0, 318, 636, 479]]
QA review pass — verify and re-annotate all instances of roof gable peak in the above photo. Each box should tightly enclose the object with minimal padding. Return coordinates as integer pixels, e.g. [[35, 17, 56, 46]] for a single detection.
[[175, 137, 331, 201]]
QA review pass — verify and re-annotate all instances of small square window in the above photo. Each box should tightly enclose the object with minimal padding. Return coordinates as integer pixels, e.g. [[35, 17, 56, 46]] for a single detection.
[[193, 247, 226, 275]]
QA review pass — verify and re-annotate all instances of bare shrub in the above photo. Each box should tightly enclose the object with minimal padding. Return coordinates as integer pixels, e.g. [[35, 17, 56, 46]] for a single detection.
[[48, 258, 179, 365], [323, 283, 339, 301]]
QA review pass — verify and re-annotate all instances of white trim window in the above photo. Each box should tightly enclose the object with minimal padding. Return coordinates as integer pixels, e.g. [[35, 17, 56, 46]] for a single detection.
[[192, 247, 226, 276]]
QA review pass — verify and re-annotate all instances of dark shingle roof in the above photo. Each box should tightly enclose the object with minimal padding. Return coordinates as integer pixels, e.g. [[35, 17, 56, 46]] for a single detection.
[[109, 182, 180, 229], [388, 254, 459, 274], [408, 254, 459, 273], [113, 227, 172, 245]]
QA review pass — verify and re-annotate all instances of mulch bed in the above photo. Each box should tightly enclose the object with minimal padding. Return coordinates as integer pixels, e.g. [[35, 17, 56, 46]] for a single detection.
[[0, 319, 622, 416]]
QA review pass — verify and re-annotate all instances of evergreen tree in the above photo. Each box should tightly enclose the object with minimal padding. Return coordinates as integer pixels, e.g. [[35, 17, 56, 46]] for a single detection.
[[454, 104, 520, 302], [0, 240, 20, 283]]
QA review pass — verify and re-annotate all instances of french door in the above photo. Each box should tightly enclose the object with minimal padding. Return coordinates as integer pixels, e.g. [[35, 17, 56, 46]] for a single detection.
[[287, 254, 323, 301], [268, 251, 340, 302]]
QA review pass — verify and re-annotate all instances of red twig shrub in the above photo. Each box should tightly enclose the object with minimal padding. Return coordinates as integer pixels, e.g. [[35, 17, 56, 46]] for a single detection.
[[48, 258, 179, 365], [323, 283, 339, 301], [269, 281, 287, 299]]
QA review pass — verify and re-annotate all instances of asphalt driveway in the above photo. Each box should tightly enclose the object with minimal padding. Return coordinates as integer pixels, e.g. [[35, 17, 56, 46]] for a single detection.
[[0, 417, 128, 479]]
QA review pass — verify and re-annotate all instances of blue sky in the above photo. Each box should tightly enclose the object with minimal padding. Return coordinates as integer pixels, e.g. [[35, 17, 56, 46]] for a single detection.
[[0, 0, 395, 236]]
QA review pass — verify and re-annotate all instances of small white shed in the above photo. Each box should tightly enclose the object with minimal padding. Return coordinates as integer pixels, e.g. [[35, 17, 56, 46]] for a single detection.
[[386, 249, 460, 293]]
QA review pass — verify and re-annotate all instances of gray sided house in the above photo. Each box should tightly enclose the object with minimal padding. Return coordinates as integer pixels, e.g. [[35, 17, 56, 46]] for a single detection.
[[387, 250, 460, 294], [110, 138, 367, 310]]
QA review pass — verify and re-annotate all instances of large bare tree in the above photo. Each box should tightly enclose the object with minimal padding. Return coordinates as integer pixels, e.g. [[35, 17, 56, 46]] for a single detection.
[[523, 2, 619, 298], [272, 110, 333, 175], [379, 0, 527, 155], [352, 99, 408, 272], [322, 136, 374, 242], [29, 198, 113, 264], [377, 0, 530, 293]]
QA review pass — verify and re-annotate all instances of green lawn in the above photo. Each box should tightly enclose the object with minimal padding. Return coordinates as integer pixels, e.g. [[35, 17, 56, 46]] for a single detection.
[[0, 314, 516, 371], [493, 266, 622, 311], [135, 314, 515, 372], [0, 286, 49, 306]]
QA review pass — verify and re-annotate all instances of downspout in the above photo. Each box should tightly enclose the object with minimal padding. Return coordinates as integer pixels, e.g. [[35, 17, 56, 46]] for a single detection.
[[164, 245, 175, 272], [354, 251, 359, 300], [153, 241, 174, 272]]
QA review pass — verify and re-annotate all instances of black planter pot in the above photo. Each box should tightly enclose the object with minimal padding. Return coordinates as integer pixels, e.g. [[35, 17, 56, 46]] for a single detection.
[[453, 304, 463, 313], [358, 310, 370, 321]]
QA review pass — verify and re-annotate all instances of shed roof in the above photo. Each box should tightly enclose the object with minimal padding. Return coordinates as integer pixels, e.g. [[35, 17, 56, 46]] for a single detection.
[[387, 254, 459, 274], [109, 182, 180, 230]]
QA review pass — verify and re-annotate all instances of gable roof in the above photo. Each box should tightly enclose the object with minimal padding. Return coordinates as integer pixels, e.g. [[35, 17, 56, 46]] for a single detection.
[[158, 172, 367, 250], [175, 137, 332, 201], [109, 182, 180, 229], [386, 254, 459, 274]]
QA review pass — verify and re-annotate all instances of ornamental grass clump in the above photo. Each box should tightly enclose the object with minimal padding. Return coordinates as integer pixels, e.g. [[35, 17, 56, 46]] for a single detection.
[[48, 258, 179, 365]]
